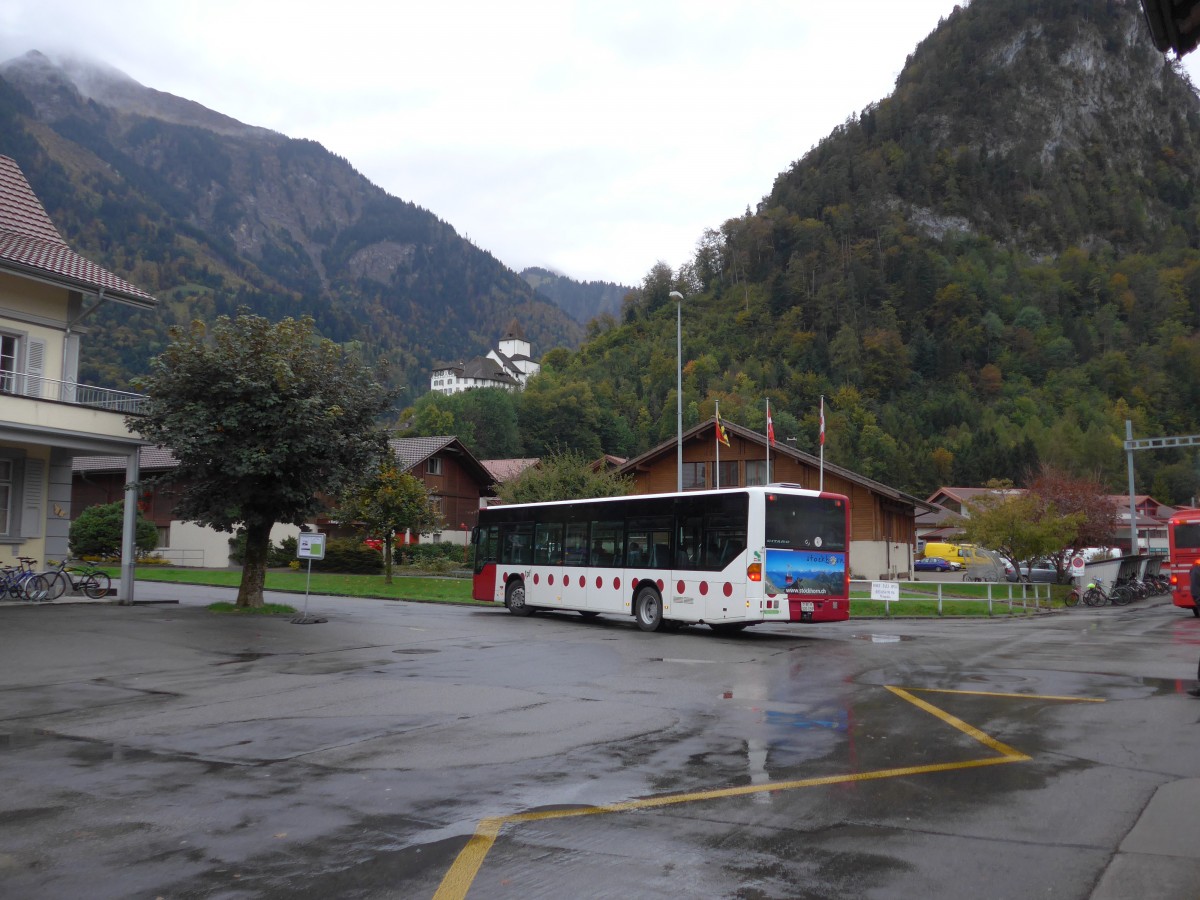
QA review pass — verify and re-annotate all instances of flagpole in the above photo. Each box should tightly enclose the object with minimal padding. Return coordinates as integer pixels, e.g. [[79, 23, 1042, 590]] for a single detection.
[[715, 400, 721, 489], [819, 395, 825, 492], [765, 398, 771, 485]]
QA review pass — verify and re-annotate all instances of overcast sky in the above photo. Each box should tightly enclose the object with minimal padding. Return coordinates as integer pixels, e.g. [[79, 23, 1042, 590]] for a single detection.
[[0, 1, 1195, 287]]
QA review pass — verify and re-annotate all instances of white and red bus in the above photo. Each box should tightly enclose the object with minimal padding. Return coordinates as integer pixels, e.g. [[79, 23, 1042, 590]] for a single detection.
[[471, 485, 851, 633], [1167, 508, 1200, 616]]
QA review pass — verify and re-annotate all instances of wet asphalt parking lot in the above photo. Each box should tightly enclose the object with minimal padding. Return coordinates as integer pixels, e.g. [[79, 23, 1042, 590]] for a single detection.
[[1, 584, 1199, 899]]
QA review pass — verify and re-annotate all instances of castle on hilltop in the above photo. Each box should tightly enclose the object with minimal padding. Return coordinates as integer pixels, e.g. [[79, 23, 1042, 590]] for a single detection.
[[429, 319, 540, 395]]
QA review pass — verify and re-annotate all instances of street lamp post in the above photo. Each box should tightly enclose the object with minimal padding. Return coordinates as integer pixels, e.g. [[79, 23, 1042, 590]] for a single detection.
[[670, 290, 684, 491]]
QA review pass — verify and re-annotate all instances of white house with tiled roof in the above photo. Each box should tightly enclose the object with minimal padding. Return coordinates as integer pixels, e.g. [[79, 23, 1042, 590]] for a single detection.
[[0, 154, 157, 599], [429, 318, 541, 395]]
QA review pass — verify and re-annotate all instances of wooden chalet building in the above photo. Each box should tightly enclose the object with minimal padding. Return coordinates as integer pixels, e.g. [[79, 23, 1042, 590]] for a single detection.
[[618, 418, 932, 579], [382, 436, 495, 543]]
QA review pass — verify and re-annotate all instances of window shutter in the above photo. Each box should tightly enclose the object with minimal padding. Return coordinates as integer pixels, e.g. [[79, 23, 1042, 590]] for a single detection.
[[24, 338, 45, 398], [20, 457, 44, 538]]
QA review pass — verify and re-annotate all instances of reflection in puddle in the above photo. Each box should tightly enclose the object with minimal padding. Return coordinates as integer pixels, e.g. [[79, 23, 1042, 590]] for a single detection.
[[850, 633, 913, 643]]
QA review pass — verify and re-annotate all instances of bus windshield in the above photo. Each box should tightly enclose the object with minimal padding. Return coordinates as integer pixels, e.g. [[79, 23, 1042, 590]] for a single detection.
[[765, 494, 847, 551], [1174, 522, 1200, 551]]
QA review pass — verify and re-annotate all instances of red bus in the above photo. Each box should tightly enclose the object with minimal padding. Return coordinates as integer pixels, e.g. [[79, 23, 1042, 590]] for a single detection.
[[1167, 508, 1200, 616], [471, 485, 851, 634]]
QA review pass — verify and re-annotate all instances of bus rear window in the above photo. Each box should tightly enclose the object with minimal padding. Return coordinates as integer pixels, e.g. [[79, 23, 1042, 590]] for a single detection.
[[765, 496, 846, 551]]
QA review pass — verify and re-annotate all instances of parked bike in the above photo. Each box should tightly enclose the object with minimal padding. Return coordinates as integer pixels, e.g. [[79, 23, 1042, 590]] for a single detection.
[[1, 557, 51, 601], [40, 559, 111, 600]]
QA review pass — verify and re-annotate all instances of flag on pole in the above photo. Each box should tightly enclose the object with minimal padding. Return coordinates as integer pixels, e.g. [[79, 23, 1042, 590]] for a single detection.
[[766, 405, 775, 446], [716, 411, 730, 447], [819, 396, 825, 446]]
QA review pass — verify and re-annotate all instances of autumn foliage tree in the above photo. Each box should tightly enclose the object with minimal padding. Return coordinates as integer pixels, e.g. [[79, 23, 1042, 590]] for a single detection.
[[1028, 466, 1119, 581], [962, 493, 1083, 582], [337, 452, 443, 583], [131, 312, 393, 607]]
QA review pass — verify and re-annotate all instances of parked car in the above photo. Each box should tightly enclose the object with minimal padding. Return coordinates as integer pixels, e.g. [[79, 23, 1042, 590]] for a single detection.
[[915, 556, 958, 572], [1005, 560, 1058, 583]]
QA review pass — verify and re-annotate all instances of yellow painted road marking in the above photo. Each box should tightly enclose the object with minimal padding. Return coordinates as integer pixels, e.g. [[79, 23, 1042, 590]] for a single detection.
[[884, 686, 1030, 760], [899, 685, 1107, 704], [432, 686, 1104, 900]]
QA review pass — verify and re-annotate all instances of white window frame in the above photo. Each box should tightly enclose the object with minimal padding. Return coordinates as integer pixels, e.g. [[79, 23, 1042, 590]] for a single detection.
[[0, 331, 18, 395]]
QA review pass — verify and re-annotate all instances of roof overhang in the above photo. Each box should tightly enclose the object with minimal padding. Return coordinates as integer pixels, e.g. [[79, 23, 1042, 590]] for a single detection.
[[0, 421, 150, 456], [0, 259, 157, 311]]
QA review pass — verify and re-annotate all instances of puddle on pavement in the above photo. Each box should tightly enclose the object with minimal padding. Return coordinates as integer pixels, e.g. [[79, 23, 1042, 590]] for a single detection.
[[851, 633, 915, 642], [213, 652, 274, 665], [653, 658, 720, 664]]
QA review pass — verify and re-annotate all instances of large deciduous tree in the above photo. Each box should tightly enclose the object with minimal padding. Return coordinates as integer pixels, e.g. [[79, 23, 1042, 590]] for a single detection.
[[337, 453, 443, 583], [130, 312, 393, 607]]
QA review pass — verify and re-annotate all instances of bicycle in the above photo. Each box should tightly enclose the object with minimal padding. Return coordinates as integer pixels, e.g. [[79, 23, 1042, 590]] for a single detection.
[[41, 559, 111, 600], [1, 558, 51, 601], [1079, 577, 1132, 607]]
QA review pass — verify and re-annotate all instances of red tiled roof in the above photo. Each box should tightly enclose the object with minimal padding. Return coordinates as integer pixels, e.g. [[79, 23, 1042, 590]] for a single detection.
[[482, 458, 540, 482], [0, 155, 156, 307]]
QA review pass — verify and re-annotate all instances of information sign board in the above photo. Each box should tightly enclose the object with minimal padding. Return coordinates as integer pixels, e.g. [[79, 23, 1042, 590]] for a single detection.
[[297, 533, 326, 560]]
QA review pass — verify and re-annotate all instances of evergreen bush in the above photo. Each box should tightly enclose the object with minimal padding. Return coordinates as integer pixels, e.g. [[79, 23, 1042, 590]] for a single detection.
[[311, 538, 383, 574]]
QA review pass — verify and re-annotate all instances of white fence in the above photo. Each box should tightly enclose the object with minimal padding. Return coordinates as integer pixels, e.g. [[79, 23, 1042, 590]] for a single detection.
[[852, 579, 1052, 616]]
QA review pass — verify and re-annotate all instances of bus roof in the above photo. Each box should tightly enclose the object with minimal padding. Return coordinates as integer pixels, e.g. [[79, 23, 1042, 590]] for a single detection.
[[481, 483, 840, 513]]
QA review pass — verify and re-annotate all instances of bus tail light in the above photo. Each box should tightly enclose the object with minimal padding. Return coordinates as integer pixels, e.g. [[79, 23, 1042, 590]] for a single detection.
[[747, 562, 762, 582]]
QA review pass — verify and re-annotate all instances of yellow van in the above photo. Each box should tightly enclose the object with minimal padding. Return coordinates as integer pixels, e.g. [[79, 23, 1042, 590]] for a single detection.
[[921, 542, 987, 568]]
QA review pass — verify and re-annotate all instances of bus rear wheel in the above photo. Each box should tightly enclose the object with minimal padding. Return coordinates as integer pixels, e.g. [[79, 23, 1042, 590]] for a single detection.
[[505, 580, 534, 617], [634, 586, 663, 632]]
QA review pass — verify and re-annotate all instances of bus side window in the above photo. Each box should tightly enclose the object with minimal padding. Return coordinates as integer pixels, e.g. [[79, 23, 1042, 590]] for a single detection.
[[590, 520, 624, 568], [534, 522, 563, 565], [503, 527, 532, 566], [564, 522, 588, 566], [677, 516, 703, 570]]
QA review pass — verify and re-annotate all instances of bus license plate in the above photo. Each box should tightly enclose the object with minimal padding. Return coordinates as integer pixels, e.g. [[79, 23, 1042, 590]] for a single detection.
[[800, 601, 814, 612]]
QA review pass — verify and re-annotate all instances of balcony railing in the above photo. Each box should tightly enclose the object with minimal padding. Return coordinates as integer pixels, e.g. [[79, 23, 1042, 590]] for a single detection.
[[1, 372, 148, 414]]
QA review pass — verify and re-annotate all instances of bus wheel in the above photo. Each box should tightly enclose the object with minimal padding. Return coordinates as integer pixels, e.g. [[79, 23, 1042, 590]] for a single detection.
[[634, 586, 663, 632], [1193, 606, 1199, 618], [709, 622, 747, 635], [505, 580, 534, 617]]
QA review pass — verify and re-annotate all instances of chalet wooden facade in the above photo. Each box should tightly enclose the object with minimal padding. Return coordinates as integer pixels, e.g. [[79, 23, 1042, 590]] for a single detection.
[[618, 418, 931, 579]]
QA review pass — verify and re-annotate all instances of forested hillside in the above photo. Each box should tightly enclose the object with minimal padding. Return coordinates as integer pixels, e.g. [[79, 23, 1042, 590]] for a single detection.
[[521, 267, 630, 325], [0, 51, 582, 407], [410, 0, 1200, 504]]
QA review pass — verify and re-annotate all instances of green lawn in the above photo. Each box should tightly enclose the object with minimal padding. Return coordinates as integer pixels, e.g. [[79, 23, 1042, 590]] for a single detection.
[[114, 566, 1073, 616], [115, 566, 482, 604]]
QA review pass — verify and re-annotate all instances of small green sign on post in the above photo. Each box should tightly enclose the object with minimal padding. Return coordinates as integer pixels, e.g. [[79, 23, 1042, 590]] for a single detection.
[[293, 532, 326, 624], [298, 533, 326, 560]]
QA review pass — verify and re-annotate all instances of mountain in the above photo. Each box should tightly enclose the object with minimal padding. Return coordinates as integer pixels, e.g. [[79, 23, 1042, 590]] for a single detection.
[[520, 267, 631, 325], [0, 50, 583, 405], [501, 0, 1200, 502]]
